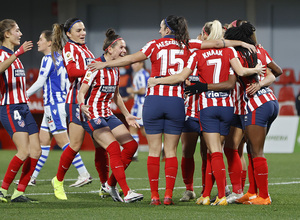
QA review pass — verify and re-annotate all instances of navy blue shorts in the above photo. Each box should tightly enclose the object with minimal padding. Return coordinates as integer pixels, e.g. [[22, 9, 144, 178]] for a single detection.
[[143, 95, 185, 135], [200, 106, 234, 136], [245, 100, 279, 128], [0, 104, 39, 137], [182, 116, 201, 133], [65, 103, 82, 126], [82, 115, 123, 137], [230, 114, 245, 130]]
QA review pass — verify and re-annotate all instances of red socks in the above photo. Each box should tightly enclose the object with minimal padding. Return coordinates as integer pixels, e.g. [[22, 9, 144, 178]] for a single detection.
[[106, 141, 129, 196], [211, 152, 226, 198], [165, 157, 178, 198], [253, 157, 269, 198], [241, 170, 247, 191], [18, 157, 38, 192], [95, 147, 109, 184], [147, 156, 160, 198], [247, 153, 257, 194], [224, 147, 243, 194], [202, 153, 214, 197], [57, 146, 77, 181], [108, 140, 137, 186], [1, 155, 24, 190], [181, 157, 194, 191]]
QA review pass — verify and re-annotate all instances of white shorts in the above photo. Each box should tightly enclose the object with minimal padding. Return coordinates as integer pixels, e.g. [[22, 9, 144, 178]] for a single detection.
[[41, 103, 67, 135], [131, 102, 144, 126]]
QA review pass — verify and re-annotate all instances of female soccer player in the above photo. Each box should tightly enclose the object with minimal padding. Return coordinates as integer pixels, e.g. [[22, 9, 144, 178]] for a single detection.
[[50, 18, 95, 200], [148, 20, 264, 206], [26, 30, 92, 187], [88, 15, 256, 205], [0, 19, 40, 203], [126, 61, 150, 161], [224, 22, 281, 205], [78, 28, 143, 203]]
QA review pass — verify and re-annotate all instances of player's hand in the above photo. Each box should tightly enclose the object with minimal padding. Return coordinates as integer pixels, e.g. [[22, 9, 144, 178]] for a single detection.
[[125, 114, 141, 129], [15, 41, 33, 57], [246, 82, 261, 96], [88, 61, 105, 71], [184, 81, 208, 96], [241, 42, 256, 53], [126, 87, 134, 94], [255, 63, 266, 76], [147, 77, 158, 88], [81, 104, 91, 121]]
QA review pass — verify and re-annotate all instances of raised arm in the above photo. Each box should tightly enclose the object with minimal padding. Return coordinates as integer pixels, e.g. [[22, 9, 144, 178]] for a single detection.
[[201, 39, 256, 52], [88, 51, 147, 71]]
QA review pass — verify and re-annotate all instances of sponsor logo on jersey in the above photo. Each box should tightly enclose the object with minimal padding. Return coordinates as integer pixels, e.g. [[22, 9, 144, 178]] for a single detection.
[[256, 87, 272, 96], [188, 76, 200, 82], [52, 109, 57, 115], [205, 91, 229, 99], [18, 120, 25, 127], [100, 85, 116, 93], [65, 52, 73, 62], [14, 69, 25, 77]]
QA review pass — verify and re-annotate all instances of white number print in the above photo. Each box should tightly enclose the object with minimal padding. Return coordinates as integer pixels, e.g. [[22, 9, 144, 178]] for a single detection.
[[207, 58, 222, 83], [157, 49, 184, 76], [13, 110, 21, 121]]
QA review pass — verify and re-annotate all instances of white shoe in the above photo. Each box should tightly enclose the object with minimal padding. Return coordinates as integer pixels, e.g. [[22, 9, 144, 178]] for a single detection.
[[226, 192, 244, 204], [180, 190, 196, 202], [124, 190, 143, 203], [14, 178, 36, 186], [69, 173, 92, 187], [103, 182, 124, 202]]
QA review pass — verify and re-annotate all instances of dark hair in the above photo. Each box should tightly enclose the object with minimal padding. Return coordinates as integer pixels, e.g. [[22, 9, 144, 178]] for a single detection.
[[164, 15, 189, 49], [41, 30, 52, 42], [0, 19, 16, 44], [103, 28, 122, 53], [224, 22, 258, 81]]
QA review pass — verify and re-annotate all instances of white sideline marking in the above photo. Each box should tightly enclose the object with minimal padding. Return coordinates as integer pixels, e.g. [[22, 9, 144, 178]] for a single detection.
[[20, 180, 300, 197]]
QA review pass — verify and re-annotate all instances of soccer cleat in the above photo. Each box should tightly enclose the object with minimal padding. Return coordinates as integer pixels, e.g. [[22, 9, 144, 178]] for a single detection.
[[51, 176, 67, 200], [163, 197, 174, 205], [196, 196, 210, 205], [211, 196, 228, 206], [99, 184, 111, 198], [243, 195, 271, 205], [28, 178, 36, 186], [124, 190, 143, 203], [179, 190, 196, 202], [0, 190, 7, 203], [11, 189, 39, 203], [69, 173, 92, 187], [210, 186, 231, 203], [150, 197, 161, 205], [235, 192, 257, 204], [226, 192, 244, 204], [103, 182, 123, 202]]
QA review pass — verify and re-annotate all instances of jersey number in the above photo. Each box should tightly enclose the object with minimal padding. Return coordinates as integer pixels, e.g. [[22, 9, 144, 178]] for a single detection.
[[157, 49, 184, 76], [14, 110, 21, 121], [207, 58, 222, 83]]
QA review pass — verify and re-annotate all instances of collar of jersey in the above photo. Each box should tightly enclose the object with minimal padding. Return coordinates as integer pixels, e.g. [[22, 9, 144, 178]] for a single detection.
[[0, 46, 13, 54], [163, 34, 175, 39], [68, 39, 86, 46], [100, 54, 112, 70]]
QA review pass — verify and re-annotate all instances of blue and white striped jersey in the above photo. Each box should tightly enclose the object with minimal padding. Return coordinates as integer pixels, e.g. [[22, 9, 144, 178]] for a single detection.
[[132, 68, 150, 106]]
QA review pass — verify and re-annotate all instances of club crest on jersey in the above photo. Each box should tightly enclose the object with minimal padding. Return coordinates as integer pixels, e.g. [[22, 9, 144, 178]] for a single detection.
[[18, 120, 25, 127], [14, 69, 25, 77], [93, 118, 102, 125], [85, 58, 94, 65]]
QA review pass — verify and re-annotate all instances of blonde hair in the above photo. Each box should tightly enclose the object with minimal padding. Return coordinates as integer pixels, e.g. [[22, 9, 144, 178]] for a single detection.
[[203, 20, 223, 40]]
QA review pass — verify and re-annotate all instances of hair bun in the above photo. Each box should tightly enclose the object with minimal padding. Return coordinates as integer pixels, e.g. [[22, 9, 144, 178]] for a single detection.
[[106, 28, 116, 38]]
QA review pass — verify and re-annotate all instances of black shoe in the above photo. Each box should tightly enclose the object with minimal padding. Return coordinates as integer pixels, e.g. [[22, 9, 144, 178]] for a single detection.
[[11, 195, 39, 203], [0, 191, 7, 203], [132, 156, 139, 162]]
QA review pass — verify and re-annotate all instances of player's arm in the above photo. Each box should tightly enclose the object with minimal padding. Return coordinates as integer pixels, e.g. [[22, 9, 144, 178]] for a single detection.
[[126, 87, 145, 95], [267, 61, 282, 77], [148, 67, 193, 87], [88, 51, 147, 71], [113, 86, 140, 128], [201, 39, 256, 52], [26, 74, 47, 97], [230, 57, 265, 77]]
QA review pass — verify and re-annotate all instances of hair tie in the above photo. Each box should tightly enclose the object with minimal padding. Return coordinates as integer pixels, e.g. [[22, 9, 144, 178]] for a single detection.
[[67, 20, 82, 33], [202, 26, 208, 36], [164, 18, 175, 33], [105, 38, 123, 51], [231, 20, 238, 27]]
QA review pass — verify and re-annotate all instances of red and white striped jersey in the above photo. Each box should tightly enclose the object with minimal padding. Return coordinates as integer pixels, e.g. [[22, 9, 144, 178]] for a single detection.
[[184, 69, 200, 118], [246, 46, 277, 112], [232, 80, 247, 115], [141, 36, 203, 98], [63, 41, 94, 104], [186, 47, 236, 109], [82, 56, 120, 118], [0, 46, 28, 105]]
